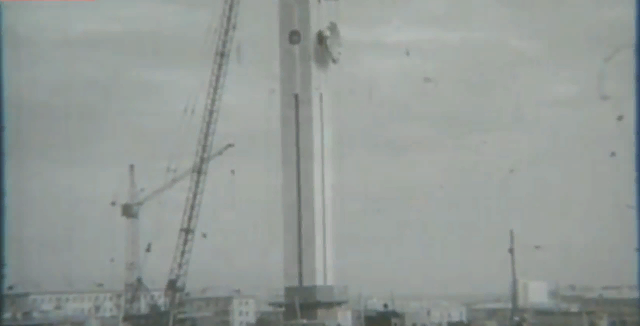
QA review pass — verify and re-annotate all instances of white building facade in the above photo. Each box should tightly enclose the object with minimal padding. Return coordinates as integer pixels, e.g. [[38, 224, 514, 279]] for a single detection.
[[4, 290, 257, 326], [517, 280, 550, 307], [182, 294, 257, 326], [3, 289, 166, 320]]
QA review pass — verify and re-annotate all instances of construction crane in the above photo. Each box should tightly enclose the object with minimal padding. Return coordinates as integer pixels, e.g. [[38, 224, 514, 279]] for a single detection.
[[118, 143, 234, 324], [126, 0, 240, 325], [164, 0, 239, 322]]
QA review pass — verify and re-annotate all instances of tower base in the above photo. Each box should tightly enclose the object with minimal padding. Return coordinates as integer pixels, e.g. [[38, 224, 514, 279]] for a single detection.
[[269, 285, 349, 324]]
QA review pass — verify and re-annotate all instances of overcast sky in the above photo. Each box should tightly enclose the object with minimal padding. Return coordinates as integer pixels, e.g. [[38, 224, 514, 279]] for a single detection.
[[3, 0, 636, 297]]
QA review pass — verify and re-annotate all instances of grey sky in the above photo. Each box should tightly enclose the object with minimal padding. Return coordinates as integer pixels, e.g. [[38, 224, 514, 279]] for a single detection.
[[4, 0, 636, 297]]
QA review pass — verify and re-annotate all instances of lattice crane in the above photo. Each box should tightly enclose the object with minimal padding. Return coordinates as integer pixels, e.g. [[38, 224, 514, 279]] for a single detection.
[[163, 0, 240, 325], [119, 143, 234, 323], [120, 1, 240, 324]]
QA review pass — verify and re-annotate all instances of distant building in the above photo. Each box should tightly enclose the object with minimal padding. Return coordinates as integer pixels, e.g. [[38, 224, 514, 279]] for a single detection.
[[403, 302, 467, 325], [2, 288, 257, 326], [2, 289, 139, 321], [15, 289, 167, 319], [181, 293, 257, 326], [352, 296, 469, 326], [517, 280, 550, 307], [364, 307, 403, 326], [557, 284, 638, 325]]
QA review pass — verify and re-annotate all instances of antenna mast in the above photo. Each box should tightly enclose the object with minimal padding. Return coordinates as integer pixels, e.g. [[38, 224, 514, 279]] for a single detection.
[[509, 229, 519, 325]]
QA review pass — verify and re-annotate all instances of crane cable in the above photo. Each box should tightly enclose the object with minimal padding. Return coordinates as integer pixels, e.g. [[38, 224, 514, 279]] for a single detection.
[[138, 6, 221, 282], [163, 20, 219, 182]]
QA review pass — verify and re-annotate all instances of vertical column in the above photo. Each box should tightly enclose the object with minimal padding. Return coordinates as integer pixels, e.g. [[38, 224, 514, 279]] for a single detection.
[[277, 0, 347, 322], [280, 0, 340, 290]]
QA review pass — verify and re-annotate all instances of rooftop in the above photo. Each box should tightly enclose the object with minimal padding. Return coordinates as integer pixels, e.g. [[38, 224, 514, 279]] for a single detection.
[[558, 284, 638, 300], [471, 301, 579, 312]]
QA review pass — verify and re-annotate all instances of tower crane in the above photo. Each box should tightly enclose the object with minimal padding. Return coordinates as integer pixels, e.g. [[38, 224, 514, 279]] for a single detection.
[[119, 143, 234, 323], [124, 0, 240, 325]]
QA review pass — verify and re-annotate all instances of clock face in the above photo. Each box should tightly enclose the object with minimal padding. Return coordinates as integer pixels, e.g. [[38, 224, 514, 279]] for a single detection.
[[289, 29, 302, 45]]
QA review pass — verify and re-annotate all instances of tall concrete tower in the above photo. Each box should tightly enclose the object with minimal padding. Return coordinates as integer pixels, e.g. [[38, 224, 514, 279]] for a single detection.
[[274, 0, 348, 323]]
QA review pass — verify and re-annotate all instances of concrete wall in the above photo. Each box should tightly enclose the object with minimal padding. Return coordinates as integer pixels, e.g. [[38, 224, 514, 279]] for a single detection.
[[279, 0, 340, 288], [518, 280, 550, 307]]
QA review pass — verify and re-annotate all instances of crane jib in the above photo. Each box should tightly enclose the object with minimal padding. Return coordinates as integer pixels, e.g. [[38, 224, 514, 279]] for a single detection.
[[121, 0, 240, 324], [163, 0, 241, 324]]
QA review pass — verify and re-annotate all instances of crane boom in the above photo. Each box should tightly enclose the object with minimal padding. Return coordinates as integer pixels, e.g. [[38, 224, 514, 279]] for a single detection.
[[120, 143, 234, 325], [135, 143, 235, 205], [164, 0, 240, 319]]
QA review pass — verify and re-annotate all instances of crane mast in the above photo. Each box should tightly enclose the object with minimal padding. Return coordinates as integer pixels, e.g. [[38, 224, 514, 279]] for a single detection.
[[124, 164, 142, 317], [164, 0, 240, 319]]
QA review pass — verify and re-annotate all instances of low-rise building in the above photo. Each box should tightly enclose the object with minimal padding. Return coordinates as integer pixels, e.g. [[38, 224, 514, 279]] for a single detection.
[[3, 288, 257, 326], [404, 303, 467, 326], [18, 289, 166, 319], [558, 284, 638, 325], [182, 293, 257, 326]]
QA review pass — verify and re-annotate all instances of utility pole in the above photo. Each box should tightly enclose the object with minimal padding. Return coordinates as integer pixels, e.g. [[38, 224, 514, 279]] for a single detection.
[[508, 229, 519, 326]]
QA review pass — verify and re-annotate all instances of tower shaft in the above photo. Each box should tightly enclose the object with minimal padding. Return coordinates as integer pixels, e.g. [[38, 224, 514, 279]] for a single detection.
[[277, 0, 347, 323]]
